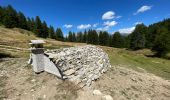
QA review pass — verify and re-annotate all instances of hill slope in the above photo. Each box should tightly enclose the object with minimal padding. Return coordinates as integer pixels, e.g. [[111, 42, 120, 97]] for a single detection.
[[0, 27, 170, 100]]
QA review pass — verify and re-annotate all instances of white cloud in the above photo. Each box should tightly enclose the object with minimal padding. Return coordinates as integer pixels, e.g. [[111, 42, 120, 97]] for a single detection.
[[97, 21, 117, 31], [96, 28, 103, 31], [102, 11, 122, 20], [118, 27, 135, 34], [63, 24, 73, 28], [103, 21, 117, 27], [102, 11, 115, 20], [77, 24, 91, 29], [103, 26, 110, 31], [96, 26, 109, 31], [93, 23, 98, 27], [134, 5, 152, 15], [134, 21, 142, 25]]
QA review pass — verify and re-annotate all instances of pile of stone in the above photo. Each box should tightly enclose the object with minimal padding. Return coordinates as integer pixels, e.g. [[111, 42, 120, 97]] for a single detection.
[[45, 45, 111, 87]]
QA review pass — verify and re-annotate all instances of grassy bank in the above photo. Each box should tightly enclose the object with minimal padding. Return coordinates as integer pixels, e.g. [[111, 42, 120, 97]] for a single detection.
[[102, 46, 170, 80]]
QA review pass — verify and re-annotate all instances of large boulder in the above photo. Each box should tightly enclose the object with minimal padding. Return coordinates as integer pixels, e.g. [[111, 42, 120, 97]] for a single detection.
[[45, 45, 111, 87]]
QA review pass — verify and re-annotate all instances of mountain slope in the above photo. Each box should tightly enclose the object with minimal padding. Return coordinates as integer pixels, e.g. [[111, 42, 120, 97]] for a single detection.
[[0, 26, 170, 100]]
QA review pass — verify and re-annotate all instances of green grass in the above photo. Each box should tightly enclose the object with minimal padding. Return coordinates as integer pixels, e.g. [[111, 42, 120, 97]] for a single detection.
[[103, 47, 170, 80]]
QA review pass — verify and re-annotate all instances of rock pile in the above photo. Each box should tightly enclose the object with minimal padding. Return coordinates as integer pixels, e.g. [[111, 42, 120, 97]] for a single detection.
[[45, 45, 111, 87]]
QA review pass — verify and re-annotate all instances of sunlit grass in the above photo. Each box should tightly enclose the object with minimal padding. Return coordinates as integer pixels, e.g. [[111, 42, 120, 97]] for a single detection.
[[102, 47, 170, 80]]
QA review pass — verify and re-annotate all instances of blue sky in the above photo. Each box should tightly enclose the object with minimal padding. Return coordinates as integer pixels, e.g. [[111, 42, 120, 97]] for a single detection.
[[1, 0, 170, 35]]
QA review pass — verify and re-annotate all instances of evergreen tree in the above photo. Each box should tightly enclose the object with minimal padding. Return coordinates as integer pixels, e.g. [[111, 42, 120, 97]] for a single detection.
[[27, 17, 35, 32], [27, 17, 32, 31], [92, 30, 99, 45], [82, 30, 87, 43], [124, 35, 131, 48], [42, 21, 49, 38], [76, 32, 83, 42], [152, 27, 170, 57], [112, 32, 124, 48], [48, 25, 55, 39], [34, 16, 43, 37], [87, 29, 92, 44], [17, 12, 28, 29], [72, 32, 76, 42], [3, 5, 18, 28], [99, 31, 103, 45], [0, 6, 4, 24], [56, 28, 64, 41], [68, 31, 73, 42], [87, 30, 98, 44], [99, 31, 109, 46], [65, 35, 68, 41], [108, 35, 113, 47], [130, 24, 146, 50]]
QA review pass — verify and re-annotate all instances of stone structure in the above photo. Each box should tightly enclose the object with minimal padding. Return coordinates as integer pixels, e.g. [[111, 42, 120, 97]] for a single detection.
[[28, 40, 62, 78], [45, 45, 111, 87], [28, 40, 111, 86]]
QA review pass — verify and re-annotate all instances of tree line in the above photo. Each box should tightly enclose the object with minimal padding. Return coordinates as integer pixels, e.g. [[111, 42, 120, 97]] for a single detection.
[[65, 30, 128, 48], [0, 5, 170, 58], [65, 19, 170, 58], [0, 5, 64, 41]]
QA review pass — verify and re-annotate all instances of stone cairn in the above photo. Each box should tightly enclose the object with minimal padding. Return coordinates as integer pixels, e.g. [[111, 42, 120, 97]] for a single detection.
[[45, 45, 111, 87]]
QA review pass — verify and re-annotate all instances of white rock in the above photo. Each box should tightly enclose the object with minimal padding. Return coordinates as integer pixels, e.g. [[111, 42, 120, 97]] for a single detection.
[[43, 94, 46, 98], [45, 45, 111, 86], [102, 95, 113, 100], [93, 90, 102, 95], [30, 89, 34, 92], [64, 69, 75, 76], [31, 79, 36, 82]]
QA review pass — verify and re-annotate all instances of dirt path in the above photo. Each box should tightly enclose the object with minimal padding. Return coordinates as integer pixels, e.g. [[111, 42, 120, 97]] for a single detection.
[[0, 58, 78, 100], [90, 65, 170, 100], [1, 58, 170, 100]]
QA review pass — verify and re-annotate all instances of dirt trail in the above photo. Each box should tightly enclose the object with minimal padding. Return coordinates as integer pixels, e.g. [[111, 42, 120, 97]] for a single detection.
[[0, 58, 78, 100], [0, 58, 170, 100], [90, 65, 170, 100]]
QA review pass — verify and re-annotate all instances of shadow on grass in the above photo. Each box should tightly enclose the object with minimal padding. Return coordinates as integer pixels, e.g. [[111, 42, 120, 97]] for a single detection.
[[0, 52, 14, 59]]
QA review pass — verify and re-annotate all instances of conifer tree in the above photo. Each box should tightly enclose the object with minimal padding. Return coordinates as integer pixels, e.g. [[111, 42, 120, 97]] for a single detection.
[[0, 6, 4, 24], [72, 32, 76, 42], [68, 31, 73, 42], [130, 24, 146, 50], [98, 31, 109, 46], [34, 16, 43, 37], [42, 21, 49, 38], [3, 5, 18, 28], [83, 30, 87, 43], [17, 12, 28, 29], [112, 32, 124, 48], [152, 27, 170, 57], [56, 28, 64, 41], [48, 25, 55, 39], [27, 18, 36, 32], [76, 32, 83, 42]]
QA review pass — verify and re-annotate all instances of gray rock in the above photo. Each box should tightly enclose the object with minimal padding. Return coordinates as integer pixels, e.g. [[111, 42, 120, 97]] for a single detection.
[[45, 45, 111, 86]]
